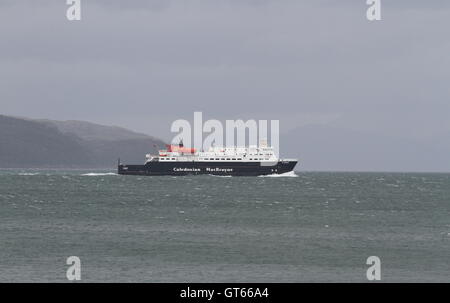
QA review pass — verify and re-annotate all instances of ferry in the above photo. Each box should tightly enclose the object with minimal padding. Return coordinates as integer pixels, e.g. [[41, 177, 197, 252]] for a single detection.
[[118, 140, 297, 176]]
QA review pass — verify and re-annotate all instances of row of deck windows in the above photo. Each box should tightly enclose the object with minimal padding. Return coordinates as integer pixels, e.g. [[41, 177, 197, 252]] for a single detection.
[[201, 158, 242, 161], [160, 157, 268, 161], [201, 158, 267, 161]]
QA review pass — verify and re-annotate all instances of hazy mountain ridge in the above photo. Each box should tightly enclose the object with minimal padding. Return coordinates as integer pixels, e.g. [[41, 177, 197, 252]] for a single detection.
[[1, 115, 448, 171], [281, 125, 450, 172], [0, 115, 166, 168], [38, 119, 154, 142]]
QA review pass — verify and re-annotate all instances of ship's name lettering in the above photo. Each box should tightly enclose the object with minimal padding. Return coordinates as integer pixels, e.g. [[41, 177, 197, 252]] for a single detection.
[[206, 168, 233, 172], [173, 168, 201, 172]]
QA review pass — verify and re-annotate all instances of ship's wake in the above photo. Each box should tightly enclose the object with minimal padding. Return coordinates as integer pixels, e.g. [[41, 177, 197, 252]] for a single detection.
[[259, 171, 298, 178], [81, 173, 118, 176]]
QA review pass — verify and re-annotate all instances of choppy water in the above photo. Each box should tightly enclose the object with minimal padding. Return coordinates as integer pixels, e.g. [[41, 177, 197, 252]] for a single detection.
[[0, 170, 449, 282]]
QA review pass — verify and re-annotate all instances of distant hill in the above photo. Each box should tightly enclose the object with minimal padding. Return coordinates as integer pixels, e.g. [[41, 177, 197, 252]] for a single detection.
[[0, 115, 166, 168], [281, 125, 450, 172], [2, 115, 448, 171], [38, 119, 152, 141]]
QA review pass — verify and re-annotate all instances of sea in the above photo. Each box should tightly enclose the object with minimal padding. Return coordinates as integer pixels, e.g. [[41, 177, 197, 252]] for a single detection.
[[0, 170, 449, 282]]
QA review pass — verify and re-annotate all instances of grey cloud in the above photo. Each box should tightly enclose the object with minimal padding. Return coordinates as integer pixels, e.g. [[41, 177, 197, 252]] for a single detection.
[[0, 0, 449, 171]]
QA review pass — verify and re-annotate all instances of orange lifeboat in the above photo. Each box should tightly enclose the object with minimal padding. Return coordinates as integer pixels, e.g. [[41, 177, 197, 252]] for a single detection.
[[166, 144, 196, 154]]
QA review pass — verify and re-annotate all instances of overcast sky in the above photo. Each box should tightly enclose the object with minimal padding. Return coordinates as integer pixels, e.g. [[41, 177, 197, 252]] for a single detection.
[[1, 0, 449, 170]]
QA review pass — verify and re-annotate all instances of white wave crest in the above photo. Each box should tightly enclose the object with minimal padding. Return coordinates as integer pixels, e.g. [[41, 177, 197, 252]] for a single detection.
[[259, 171, 298, 178], [81, 173, 118, 176], [19, 173, 39, 176]]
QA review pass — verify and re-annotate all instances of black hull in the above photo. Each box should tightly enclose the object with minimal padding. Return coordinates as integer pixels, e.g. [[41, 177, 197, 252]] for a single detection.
[[118, 160, 297, 176]]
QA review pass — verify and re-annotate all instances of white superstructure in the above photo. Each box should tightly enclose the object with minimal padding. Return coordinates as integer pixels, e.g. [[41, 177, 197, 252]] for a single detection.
[[146, 141, 280, 163]]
